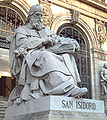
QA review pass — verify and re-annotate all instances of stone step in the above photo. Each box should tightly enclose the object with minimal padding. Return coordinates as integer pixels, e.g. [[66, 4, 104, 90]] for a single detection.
[[0, 114, 4, 120], [0, 112, 5, 119], [0, 108, 5, 111], [0, 101, 7, 119], [0, 104, 5, 106], [0, 117, 4, 120], [0, 109, 5, 112], [0, 113, 5, 118]]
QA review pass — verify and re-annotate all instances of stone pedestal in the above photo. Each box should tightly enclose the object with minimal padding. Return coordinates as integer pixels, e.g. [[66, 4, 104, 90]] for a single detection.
[[4, 96, 107, 120]]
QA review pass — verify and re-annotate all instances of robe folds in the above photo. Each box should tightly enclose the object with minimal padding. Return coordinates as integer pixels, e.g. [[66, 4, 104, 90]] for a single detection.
[[9, 25, 81, 97]]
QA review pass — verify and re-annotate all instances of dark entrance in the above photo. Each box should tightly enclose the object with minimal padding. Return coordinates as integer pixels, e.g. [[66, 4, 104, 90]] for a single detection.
[[0, 76, 16, 97]]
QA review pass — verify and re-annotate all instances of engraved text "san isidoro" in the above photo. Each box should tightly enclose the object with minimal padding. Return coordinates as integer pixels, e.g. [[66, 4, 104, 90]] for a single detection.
[[62, 100, 96, 110]]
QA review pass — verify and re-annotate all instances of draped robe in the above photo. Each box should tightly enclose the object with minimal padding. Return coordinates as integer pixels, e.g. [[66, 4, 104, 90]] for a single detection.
[[9, 24, 81, 100]]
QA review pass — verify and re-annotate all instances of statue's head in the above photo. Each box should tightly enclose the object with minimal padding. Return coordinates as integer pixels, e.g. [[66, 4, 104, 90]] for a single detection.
[[29, 4, 43, 17], [26, 4, 44, 30], [104, 63, 107, 69]]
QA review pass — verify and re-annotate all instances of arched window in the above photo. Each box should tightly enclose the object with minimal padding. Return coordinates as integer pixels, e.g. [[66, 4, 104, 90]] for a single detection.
[[0, 4, 25, 49], [57, 23, 91, 98], [0, 3, 25, 97]]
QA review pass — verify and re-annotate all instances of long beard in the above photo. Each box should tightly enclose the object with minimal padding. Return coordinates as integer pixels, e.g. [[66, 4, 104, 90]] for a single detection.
[[31, 19, 43, 30]]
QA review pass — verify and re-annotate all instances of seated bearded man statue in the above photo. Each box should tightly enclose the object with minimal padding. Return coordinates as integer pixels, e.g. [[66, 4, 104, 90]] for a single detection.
[[8, 4, 88, 105]]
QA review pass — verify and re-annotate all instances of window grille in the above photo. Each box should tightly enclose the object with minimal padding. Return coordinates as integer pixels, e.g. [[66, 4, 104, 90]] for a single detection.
[[57, 23, 92, 98], [0, 6, 24, 49]]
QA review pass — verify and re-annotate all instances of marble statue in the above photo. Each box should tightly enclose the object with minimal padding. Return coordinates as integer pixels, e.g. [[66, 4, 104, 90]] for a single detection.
[[7, 4, 88, 105], [100, 63, 107, 95]]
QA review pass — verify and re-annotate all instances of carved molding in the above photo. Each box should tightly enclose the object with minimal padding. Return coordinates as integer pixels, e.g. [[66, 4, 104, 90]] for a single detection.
[[91, 49, 107, 61], [39, 0, 49, 4], [3, 0, 13, 3], [39, 0, 54, 27], [95, 19, 107, 48]]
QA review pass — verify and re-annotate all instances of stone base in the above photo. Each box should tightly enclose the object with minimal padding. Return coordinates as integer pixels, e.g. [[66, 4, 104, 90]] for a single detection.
[[4, 96, 107, 120], [101, 95, 107, 115], [4, 111, 107, 120]]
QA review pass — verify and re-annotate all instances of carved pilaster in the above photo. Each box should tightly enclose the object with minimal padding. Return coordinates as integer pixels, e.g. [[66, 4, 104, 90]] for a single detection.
[[95, 19, 107, 48], [39, 0, 54, 28]]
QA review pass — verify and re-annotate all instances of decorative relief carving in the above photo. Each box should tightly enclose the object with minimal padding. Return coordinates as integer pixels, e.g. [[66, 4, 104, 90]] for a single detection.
[[39, 0, 54, 27], [70, 9, 79, 24], [95, 19, 106, 48], [100, 63, 107, 95]]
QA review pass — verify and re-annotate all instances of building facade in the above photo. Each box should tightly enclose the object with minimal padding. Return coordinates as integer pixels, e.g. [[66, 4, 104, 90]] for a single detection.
[[0, 0, 107, 114]]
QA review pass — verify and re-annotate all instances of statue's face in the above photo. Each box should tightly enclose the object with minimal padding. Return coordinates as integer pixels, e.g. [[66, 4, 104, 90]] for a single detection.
[[33, 12, 43, 20], [29, 11, 43, 30]]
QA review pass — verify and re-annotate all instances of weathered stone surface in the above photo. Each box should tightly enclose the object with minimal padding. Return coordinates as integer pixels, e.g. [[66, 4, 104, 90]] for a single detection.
[[4, 111, 107, 120]]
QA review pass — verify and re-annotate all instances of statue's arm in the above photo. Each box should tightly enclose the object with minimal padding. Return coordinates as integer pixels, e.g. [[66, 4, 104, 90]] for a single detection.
[[14, 33, 43, 57]]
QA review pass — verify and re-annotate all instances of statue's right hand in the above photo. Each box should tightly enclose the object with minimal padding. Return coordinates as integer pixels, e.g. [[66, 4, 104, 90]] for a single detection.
[[42, 40, 50, 46], [42, 37, 54, 47]]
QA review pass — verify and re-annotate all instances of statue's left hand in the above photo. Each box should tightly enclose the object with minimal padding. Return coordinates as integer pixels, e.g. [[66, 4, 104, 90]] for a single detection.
[[73, 40, 80, 51]]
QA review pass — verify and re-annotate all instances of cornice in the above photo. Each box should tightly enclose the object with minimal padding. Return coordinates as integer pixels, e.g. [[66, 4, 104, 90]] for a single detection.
[[48, 0, 107, 21], [78, 0, 107, 12], [49, 0, 107, 11]]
